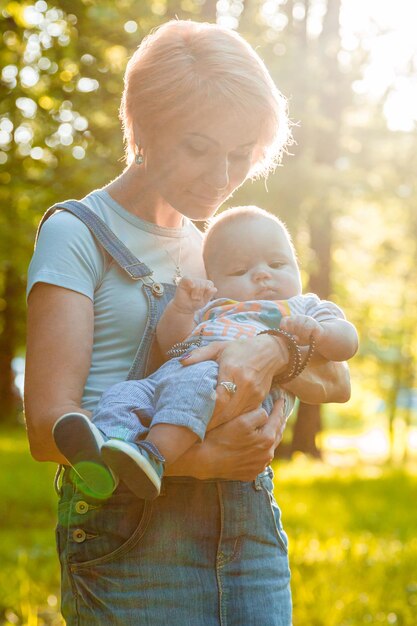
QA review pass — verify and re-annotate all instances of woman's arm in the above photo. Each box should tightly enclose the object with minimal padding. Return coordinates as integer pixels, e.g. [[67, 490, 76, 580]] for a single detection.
[[284, 354, 351, 404], [181, 333, 351, 414], [24, 283, 94, 462], [166, 398, 285, 481]]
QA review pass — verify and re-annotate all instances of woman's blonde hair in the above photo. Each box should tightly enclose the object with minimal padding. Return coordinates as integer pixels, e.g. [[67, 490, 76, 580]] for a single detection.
[[120, 20, 291, 177]]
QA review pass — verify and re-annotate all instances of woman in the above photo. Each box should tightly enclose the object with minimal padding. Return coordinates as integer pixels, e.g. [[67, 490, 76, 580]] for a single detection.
[[24, 20, 349, 625]]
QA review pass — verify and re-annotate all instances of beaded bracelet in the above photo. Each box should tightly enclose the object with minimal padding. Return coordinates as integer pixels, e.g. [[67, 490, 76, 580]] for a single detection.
[[166, 329, 204, 359], [166, 336, 202, 359], [257, 328, 316, 384]]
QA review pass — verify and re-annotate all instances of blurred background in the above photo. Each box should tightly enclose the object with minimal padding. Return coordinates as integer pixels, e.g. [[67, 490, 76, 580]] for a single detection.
[[1, 0, 417, 624]]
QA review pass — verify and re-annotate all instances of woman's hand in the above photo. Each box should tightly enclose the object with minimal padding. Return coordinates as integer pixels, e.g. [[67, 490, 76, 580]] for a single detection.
[[165, 398, 286, 481], [182, 334, 351, 409], [181, 333, 289, 425]]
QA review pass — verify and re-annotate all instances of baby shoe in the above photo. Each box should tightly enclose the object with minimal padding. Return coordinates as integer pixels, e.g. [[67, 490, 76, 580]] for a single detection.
[[101, 439, 165, 500], [53, 413, 118, 498]]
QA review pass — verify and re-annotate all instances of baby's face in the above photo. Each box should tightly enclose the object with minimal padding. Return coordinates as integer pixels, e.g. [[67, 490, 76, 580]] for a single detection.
[[207, 217, 302, 301]]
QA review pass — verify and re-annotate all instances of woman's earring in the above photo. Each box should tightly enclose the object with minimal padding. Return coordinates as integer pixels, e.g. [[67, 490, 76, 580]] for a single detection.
[[134, 143, 144, 165]]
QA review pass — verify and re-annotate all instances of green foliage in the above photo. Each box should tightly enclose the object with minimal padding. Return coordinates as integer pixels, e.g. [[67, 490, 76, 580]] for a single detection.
[[1, 428, 417, 625]]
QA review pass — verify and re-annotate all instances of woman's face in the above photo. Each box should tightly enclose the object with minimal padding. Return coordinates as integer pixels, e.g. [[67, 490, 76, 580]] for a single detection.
[[141, 110, 262, 221]]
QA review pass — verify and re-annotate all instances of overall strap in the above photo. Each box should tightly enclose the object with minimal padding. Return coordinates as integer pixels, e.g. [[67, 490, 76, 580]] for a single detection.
[[35, 199, 153, 281]]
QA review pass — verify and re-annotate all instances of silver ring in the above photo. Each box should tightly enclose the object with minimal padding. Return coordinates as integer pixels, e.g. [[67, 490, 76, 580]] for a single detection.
[[219, 381, 237, 395]]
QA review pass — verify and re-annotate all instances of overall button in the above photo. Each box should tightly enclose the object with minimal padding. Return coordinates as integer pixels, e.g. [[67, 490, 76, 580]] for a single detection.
[[73, 529, 86, 543], [152, 282, 164, 297], [75, 500, 89, 514]]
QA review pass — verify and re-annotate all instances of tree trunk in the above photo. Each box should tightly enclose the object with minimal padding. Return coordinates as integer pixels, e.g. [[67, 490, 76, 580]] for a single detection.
[[289, 0, 342, 458], [290, 210, 332, 458], [291, 402, 322, 457]]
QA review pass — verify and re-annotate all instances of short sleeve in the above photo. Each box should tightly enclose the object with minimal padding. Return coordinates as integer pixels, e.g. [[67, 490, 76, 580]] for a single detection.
[[302, 293, 346, 322], [27, 210, 106, 301]]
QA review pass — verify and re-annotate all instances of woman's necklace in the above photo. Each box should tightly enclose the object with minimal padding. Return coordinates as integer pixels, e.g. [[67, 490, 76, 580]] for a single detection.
[[152, 232, 183, 286], [116, 181, 184, 286]]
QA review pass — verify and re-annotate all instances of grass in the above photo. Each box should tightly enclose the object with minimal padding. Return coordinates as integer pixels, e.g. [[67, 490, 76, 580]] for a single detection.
[[0, 430, 62, 625], [1, 427, 417, 625], [276, 459, 417, 625]]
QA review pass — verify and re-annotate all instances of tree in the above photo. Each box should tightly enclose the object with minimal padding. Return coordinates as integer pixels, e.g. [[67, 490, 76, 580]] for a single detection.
[[233, 0, 352, 455]]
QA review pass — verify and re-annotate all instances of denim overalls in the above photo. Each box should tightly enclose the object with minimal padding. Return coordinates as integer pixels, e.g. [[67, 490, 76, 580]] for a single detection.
[[39, 201, 292, 626]]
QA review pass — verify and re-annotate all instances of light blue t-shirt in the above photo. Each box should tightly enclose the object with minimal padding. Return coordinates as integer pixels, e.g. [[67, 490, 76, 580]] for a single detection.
[[27, 189, 205, 411]]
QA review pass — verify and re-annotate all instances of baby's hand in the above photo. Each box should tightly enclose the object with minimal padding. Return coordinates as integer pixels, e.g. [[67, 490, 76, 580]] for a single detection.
[[173, 277, 217, 313], [280, 314, 324, 346]]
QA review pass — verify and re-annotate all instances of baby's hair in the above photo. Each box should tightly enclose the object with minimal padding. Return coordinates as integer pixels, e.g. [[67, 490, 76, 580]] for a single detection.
[[203, 205, 296, 274], [120, 20, 291, 177]]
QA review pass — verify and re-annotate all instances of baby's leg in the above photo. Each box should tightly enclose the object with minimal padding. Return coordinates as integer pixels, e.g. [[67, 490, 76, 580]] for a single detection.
[[102, 359, 218, 500], [53, 378, 158, 498], [92, 377, 157, 442], [146, 359, 218, 463]]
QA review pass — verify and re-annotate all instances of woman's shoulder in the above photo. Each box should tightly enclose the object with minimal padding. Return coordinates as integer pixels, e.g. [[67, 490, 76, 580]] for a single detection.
[[39, 207, 89, 239], [40, 189, 110, 232], [28, 191, 111, 300], [35, 201, 103, 267], [35, 189, 122, 261]]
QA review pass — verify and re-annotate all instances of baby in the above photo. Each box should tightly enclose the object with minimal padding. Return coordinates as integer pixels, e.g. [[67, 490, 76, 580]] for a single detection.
[[53, 206, 358, 499]]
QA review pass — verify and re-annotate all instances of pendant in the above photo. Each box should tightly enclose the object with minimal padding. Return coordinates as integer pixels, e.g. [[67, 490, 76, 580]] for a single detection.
[[173, 267, 182, 286]]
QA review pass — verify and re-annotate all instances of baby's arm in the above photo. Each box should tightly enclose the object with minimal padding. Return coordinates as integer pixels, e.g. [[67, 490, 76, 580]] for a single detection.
[[157, 277, 217, 354], [280, 315, 358, 362]]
